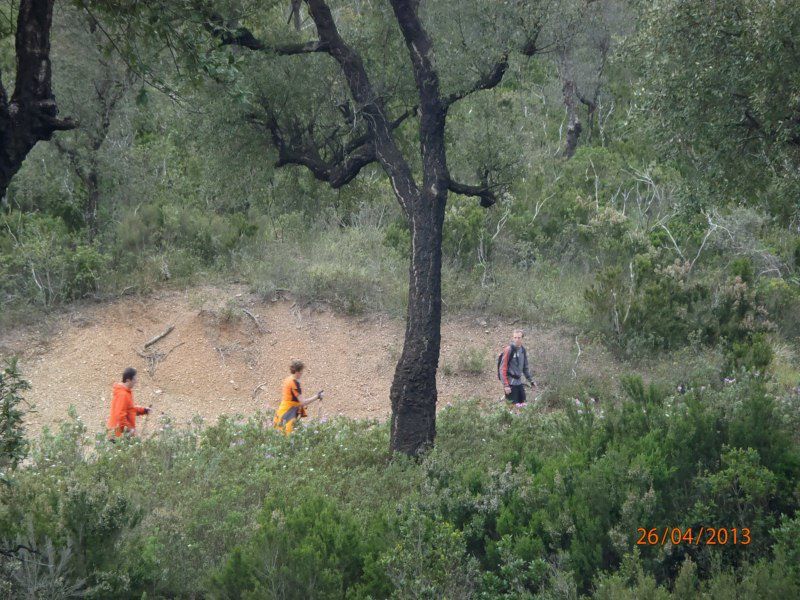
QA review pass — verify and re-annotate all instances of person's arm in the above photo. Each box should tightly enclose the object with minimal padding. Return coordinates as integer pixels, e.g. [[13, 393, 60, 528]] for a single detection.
[[523, 350, 534, 385], [134, 405, 151, 416], [299, 390, 324, 408], [500, 347, 512, 392]]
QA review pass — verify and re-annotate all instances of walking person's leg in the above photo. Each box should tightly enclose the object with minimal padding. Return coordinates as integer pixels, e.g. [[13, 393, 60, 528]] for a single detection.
[[506, 384, 526, 405]]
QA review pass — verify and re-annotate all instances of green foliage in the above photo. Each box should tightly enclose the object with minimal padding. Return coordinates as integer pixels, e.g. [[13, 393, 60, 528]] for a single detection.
[[0, 213, 108, 309], [242, 225, 407, 316], [4, 374, 798, 597], [585, 257, 711, 355], [443, 196, 488, 267], [210, 493, 384, 599], [758, 278, 800, 340], [631, 0, 800, 220], [0, 359, 31, 484], [455, 346, 487, 376], [380, 507, 480, 599], [1, 2, 800, 594]]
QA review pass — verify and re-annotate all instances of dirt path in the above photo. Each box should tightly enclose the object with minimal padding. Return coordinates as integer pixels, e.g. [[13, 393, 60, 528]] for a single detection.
[[0, 285, 605, 436]]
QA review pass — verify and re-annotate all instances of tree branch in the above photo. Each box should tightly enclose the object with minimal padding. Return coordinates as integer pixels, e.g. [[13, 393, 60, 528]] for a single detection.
[[0, 1, 76, 198], [448, 179, 497, 207], [261, 114, 377, 189], [202, 10, 328, 55], [388, 0, 450, 196], [306, 0, 420, 209], [0, 544, 39, 559], [444, 54, 509, 108], [443, 29, 540, 109]]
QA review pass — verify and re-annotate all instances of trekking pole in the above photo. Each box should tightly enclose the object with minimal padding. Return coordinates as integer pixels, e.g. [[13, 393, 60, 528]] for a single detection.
[[315, 390, 325, 421], [140, 404, 153, 437]]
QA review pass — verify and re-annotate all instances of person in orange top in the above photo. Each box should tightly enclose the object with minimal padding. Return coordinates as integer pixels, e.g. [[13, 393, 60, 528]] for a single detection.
[[107, 367, 150, 438], [273, 360, 323, 435]]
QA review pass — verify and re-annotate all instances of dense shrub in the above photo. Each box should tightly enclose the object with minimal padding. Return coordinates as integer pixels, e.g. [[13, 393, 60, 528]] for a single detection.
[[584, 256, 711, 354], [0, 213, 108, 308], [0, 360, 31, 484], [1, 373, 798, 598]]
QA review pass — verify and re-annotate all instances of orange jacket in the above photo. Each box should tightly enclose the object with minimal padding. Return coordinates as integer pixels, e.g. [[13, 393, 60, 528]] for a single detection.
[[107, 382, 148, 436], [273, 376, 307, 433]]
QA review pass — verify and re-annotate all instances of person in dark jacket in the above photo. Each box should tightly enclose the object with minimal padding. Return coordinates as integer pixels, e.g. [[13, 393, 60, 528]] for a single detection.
[[499, 330, 536, 405]]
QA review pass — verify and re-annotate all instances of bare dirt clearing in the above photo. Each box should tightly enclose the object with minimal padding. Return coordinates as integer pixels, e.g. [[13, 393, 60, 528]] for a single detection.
[[1, 285, 615, 436]]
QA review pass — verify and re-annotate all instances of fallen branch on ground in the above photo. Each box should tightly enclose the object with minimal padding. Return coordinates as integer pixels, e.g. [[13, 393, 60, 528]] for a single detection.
[[163, 342, 186, 359], [252, 382, 268, 399], [144, 325, 175, 348], [137, 341, 185, 376]]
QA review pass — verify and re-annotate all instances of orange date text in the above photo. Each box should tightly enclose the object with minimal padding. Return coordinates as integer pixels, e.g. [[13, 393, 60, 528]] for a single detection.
[[636, 527, 751, 546]]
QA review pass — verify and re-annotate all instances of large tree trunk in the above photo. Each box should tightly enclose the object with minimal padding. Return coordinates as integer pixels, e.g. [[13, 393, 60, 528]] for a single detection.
[[389, 189, 447, 455], [0, 0, 74, 199]]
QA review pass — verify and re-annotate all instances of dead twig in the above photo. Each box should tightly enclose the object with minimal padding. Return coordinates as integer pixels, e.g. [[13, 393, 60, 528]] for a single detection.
[[572, 334, 582, 379], [137, 341, 185, 376], [252, 382, 268, 399], [163, 342, 185, 359], [144, 325, 174, 349], [242, 308, 265, 333]]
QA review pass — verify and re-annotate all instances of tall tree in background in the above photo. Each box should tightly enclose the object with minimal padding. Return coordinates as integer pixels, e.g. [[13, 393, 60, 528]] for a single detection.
[[51, 9, 136, 239], [91, 0, 546, 454], [633, 0, 800, 222], [553, 0, 619, 157], [0, 0, 74, 199]]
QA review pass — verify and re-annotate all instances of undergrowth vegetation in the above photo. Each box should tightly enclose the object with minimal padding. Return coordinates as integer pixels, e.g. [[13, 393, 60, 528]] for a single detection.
[[2, 372, 799, 598]]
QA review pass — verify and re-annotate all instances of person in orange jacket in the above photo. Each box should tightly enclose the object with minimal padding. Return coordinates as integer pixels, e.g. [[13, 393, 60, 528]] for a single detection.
[[107, 367, 150, 438], [273, 360, 323, 435]]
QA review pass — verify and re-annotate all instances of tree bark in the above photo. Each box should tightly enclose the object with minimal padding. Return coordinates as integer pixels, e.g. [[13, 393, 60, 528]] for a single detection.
[[389, 190, 446, 454], [557, 45, 582, 159], [289, 0, 302, 31], [0, 0, 75, 199], [385, 0, 451, 455]]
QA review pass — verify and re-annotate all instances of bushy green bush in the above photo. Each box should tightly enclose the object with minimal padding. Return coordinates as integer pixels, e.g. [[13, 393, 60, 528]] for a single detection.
[[0, 359, 31, 484], [758, 277, 800, 340], [584, 250, 784, 371], [0, 213, 108, 309], [2, 372, 799, 598], [454, 346, 487, 375], [210, 492, 387, 599], [380, 507, 480, 599], [584, 255, 711, 354]]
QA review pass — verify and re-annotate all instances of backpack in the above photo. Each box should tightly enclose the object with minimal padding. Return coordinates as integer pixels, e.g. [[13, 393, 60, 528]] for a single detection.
[[496, 345, 520, 381]]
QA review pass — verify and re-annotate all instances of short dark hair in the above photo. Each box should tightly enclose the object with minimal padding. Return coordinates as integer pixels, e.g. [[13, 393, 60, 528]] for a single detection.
[[122, 367, 137, 383], [289, 360, 304, 374]]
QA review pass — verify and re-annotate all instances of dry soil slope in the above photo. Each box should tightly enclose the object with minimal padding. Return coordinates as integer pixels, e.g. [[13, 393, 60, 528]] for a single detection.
[[1, 285, 588, 436]]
